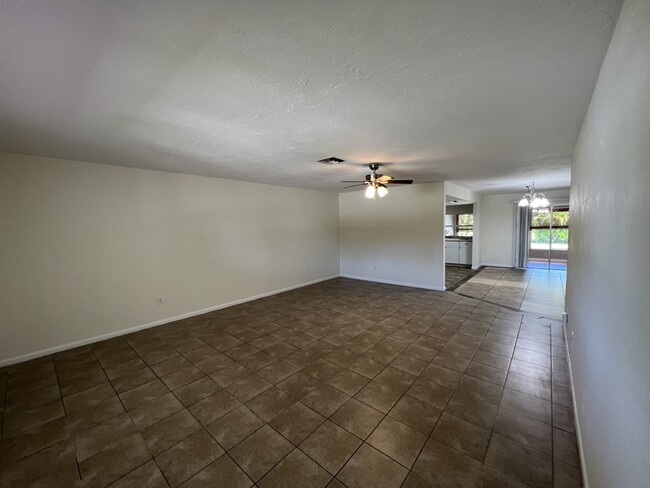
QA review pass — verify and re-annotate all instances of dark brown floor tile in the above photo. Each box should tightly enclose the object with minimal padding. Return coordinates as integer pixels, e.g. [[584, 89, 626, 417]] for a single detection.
[[230, 425, 293, 481], [478, 340, 515, 358], [553, 457, 582, 488], [412, 438, 482, 488], [354, 381, 402, 414], [494, 408, 552, 454], [300, 420, 362, 474], [484, 433, 552, 488], [367, 416, 427, 468], [194, 353, 235, 375], [2, 399, 65, 437], [337, 443, 408, 488], [325, 348, 359, 367], [108, 460, 169, 488], [238, 351, 278, 372], [161, 365, 205, 391], [180, 454, 253, 488], [420, 364, 462, 390], [388, 395, 441, 435], [553, 427, 580, 467], [245, 386, 297, 422], [431, 351, 471, 373], [0, 416, 69, 464], [347, 356, 385, 379], [110, 367, 158, 393], [4, 384, 61, 411], [466, 361, 508, 386], [206, 405, 264, 450], [447, 390, 499, 430], [506, 372, 551, 401], [513, 348, 551, 368], [210, 363, 252, 388], [405, 377, 454, 410], [276, 371, 321, 398], [188, 390, 241, 426], [403, 344, 437, 361], [269, 401, 326, 445], [509, 358, 551, 382], [173, 376, 221, 407], [119, 379, 170, 411], [390, 353, 429, 376], [129, 392, 184, 430], [183, 345, 219, 363], [0, 440, 80, 488], [259, 448, 332, 488], [500, 387, 552, 425], [479, 465, 528, 488], [552, 403, 576, 433], [326, 369, 370, 396], [155, 429, 224, 486], [431, 412, 491, 461], [256, 361, 299, 384], [142, 409, 201, 455], [301, 383, 350, 417], [79, 434, 152, 488], [67, 396, 126, 432], [330, 398, 384, 440], [72, 413, 137, 461], [151, 355, 193, 377], [456, 375, 503, 405], [227, 374, 273, 402], [401, 471, 433, 488], [374, 366, 417, 394]]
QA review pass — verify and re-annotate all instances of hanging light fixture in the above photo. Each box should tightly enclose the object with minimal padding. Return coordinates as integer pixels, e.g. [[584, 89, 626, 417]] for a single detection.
[[364, 181, 388, 199], [518, 183, 549, 210]]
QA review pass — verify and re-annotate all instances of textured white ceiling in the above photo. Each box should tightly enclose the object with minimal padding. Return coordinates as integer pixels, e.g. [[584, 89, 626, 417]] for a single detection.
[[0, 0, 622, 193]]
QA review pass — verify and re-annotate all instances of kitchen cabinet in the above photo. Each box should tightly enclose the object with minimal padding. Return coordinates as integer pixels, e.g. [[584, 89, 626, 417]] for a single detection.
[[445, 240, 472, 265]]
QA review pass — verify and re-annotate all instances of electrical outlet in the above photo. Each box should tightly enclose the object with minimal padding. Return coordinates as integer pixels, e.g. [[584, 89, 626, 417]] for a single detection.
[[157, 297, 164, 305]]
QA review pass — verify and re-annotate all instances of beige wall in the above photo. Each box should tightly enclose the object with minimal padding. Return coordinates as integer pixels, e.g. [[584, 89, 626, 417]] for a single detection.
[[339, 182, 446, 290], [0, 152, 340, 365], [566, 0, 650, 485]]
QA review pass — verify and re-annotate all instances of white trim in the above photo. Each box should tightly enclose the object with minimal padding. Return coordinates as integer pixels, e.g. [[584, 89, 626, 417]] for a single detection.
[[477, 263, 513, 268], [563, 323, 590, 488], [0, 275, 339, 368], [340, 274, 445, 291]]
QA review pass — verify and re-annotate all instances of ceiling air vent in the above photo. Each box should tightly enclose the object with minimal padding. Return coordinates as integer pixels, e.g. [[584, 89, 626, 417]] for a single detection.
[[318, 157, 345, 165]]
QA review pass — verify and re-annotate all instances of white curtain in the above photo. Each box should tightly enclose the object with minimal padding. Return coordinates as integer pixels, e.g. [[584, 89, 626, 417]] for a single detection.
[[514, 206, 531, 268]]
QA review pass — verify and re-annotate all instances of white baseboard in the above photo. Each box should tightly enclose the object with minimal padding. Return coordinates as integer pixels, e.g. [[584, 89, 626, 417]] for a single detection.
[[340, 274, 446, 291], [563, 323, 589, 488], [0, 274, 339, 368], [477, 263, 513, 268]]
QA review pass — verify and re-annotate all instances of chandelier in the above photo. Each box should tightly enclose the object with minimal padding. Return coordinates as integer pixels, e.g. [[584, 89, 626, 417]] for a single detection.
[[518, 183, 549, 210]]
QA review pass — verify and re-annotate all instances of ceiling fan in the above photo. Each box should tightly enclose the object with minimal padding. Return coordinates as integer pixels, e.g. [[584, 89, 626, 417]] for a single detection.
[[342, 163, 414, 199]]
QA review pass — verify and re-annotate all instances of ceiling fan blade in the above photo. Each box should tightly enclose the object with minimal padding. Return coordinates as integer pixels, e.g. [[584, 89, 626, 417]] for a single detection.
[[377, 175, 393, 182], [386, 179, 413, 184], [341, 180, 365, 183], [343, 184, 365, 189]]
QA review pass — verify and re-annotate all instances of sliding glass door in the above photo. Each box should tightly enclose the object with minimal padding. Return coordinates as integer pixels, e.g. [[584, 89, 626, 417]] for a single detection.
[[528, 205, 569, 270]]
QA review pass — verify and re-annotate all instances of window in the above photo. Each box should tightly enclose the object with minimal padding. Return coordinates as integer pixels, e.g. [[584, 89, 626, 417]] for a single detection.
[[445, 214, 473, 237]]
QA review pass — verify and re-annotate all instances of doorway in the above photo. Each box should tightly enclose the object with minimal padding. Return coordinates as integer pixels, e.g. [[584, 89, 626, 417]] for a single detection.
[[528, 205, 569, 270]]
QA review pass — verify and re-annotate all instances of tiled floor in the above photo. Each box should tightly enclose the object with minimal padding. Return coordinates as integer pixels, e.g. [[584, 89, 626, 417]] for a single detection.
[[444, 265, 477, 290], [455, 268, 567, 321], [0, 278, 580, 487]]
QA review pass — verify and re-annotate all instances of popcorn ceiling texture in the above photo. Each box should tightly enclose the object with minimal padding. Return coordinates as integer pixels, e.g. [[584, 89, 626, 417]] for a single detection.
[[0, 0, 622, 193]]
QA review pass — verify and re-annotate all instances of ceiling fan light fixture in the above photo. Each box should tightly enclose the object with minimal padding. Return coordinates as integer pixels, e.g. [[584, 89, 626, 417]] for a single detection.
[[365, 185, 377, 199], [377, 186, 388, 198]]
